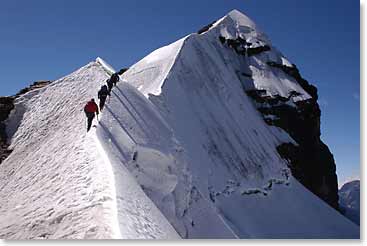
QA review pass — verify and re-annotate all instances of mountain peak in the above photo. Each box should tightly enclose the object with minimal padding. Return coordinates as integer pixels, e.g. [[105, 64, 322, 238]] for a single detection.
[[207, 9, 269, 45], [224, 9, 258, 29], [0, 8, 359, 240]]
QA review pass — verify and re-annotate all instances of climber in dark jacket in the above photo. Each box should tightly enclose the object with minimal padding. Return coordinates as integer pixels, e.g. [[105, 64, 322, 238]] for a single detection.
[[107, 72, 120, 92], [84, 99, 99, 132], [98, 85, 110, 111]]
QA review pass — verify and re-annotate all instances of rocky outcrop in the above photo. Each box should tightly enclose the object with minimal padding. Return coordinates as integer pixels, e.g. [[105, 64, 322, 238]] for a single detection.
[[118, 68, 129, 75], [0, 97, 15, 163], [14, 81, 52, 97], [216, 27, 340, 209], [267, 62, 318, 99], [0, 81, 52, 164], [216, 30, 340, 209], [245, 72, 339, 209], [219, 36, 271, 56], [197, 21, 216, 34]]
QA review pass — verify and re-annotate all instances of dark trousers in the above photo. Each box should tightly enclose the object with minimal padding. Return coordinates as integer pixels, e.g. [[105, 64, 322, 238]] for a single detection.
[[99, 96, 107, 111], [86, 112, 95, 132], [108, 84, 113, 93]]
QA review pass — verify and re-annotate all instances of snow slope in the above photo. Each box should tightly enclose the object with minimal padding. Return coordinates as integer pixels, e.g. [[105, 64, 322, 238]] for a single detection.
[[123, 37, 186, 96], [111, 9, 358, 238], [0, 9, 359, 239], [0, 59, 179, 239]]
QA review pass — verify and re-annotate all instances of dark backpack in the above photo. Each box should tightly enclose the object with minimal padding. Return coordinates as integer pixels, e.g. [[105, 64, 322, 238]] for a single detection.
[[107, 78, 113, 87], [98, 85, 109, 98], [110, 73, 119, 84]]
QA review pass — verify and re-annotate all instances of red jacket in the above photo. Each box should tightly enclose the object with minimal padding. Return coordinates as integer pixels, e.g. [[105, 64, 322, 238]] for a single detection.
[[84, 101, 99, 114]]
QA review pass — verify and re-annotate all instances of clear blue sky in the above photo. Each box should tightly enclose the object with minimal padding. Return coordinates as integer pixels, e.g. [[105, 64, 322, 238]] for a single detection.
[[0, 0, 359, 186]]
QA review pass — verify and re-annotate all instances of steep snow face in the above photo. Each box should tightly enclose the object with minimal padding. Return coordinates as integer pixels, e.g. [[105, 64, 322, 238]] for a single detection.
[[0, 59, 179, 239], [122, 38, 186, 97], [96, 82, 237, 238], [118, 10, 359, 238], [339, 180, 360, 225]]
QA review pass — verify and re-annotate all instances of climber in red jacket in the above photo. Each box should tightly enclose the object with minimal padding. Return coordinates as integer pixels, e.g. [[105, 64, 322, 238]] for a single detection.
[[84, 99, 99, 132]]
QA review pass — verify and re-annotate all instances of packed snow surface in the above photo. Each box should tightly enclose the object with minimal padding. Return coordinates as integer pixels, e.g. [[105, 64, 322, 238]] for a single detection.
[[0, 10, 359, 239], [0, 60, 179, 239]]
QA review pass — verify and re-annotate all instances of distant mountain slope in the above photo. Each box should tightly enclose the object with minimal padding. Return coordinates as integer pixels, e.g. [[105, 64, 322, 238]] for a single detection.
[[339, 180, 360, 225]]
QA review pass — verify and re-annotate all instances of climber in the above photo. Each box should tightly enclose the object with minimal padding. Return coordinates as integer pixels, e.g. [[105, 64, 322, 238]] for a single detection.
[[98, 85, 110, 111], [106, 78, 114, 93], [107, 72, 120, 92], [84, 99, 99, 132]]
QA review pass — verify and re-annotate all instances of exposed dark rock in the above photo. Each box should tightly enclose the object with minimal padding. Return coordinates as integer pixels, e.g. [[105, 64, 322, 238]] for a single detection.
[[219, 36, 226, 44], [0, 80, 52, 164], [241, 189, 266, 196], [247, 45, 270, 56], [245, 85, 340, 210], [0, 97, 15, 122], [267, 62, 318, 100], [233, 42, 338, 208], [197, 21, 216, 34], [276, 143, 305, 183], [118, 68, 129, 75], [15, 81, 52, 98], [241, 72, 252, 78], [276, 141, 339, 210], [0, 97, 15, 164], [246, 89, 291, 105], [219, 35, 271, 57], [219, 30, 338, 209], [0, 147, 12, 163]]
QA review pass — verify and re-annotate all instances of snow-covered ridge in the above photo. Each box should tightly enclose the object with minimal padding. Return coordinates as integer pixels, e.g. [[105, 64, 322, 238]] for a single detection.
[[96, 57, 116, 75], [0, 9, 359, 239], [121, 37, 186, 97], [0, 60, 179, 239], [0, 61, 118, 239]]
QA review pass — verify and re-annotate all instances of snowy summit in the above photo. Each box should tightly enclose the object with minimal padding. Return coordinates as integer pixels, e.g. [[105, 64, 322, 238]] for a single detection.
[[0, 10, 359, 239]]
